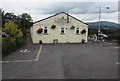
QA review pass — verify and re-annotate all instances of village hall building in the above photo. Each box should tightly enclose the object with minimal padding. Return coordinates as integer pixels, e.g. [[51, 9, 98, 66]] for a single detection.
[[30, 12, 88, 44]]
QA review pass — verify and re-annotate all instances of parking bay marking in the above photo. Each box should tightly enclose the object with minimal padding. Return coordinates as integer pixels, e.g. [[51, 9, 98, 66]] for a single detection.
[[116, 63, 120, 65], [104, 42, 113, 44], [0, 45, 42, 63], [95, 43, 112, 45], [20, 49, 31, 53], [112, 53, 118, 55], [95, 42, 118, 46], [35, 45, 42, 61], [104, 46, 119, 49]]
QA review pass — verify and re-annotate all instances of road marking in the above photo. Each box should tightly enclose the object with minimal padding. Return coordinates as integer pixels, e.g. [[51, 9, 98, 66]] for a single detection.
[[0, 45, 42, 63], [0, 59, 36, 63], [95, 42, 112, 45], [105, 46, 119, 49], [116, 62, 120, 64], [104, 42, 113, 44], [112, 53, 118, 55], [107, 43, 113, 44], [35, 45, 42, 61], [20, 49, 31, 53], [104, 42, 118, 45], [114, 46, 119, 49]]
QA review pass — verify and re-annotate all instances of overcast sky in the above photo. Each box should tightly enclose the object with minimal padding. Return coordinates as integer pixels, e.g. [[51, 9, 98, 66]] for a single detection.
[[0, 0, 119, 23]]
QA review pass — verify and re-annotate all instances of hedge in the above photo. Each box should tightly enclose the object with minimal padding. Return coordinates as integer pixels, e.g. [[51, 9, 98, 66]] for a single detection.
[[2, 37, 26, 58], [107, 35, 120, 40]]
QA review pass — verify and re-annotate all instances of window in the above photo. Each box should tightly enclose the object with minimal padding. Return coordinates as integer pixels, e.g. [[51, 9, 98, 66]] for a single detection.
[[76, 28, 80, 34], [61, 16, 64, 19], [44, 27, 48, 34], [61, 28, 65, 35]]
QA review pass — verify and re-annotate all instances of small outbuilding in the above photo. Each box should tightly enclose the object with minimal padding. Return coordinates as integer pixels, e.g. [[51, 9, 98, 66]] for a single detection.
[[30, 12, 88, 44]]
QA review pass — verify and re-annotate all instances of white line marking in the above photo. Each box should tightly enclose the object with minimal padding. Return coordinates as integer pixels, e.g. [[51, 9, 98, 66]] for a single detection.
[[35, 45, 42, 61], [105, 46, 119, 49], [116, 63, 120, 64], [0, 45, 42, 63], [114, 46, 119, 48], [104, 42, 118, 45], [108, 43, 113, 44], [20, 50, 23, 53], [24, 49, 27, 52], [112, 53, 118, 55], [20, 49, 31, 53], [0, 59, 36, 63], [104, 42, 113, 44], [95, 42, 112, 45]]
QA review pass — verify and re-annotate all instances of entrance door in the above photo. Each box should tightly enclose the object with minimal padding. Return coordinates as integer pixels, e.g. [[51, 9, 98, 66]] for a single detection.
[[53, 39, 58, 44]]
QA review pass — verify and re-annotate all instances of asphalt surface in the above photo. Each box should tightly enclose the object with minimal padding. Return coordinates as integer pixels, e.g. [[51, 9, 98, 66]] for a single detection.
[[2, 41, 119, 79]]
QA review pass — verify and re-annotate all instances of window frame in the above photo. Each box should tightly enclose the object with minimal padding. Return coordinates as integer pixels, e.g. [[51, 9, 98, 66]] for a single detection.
[[43, 27, 48, 35], [60, 28, 65, 35], [76, 27, 80, 35]]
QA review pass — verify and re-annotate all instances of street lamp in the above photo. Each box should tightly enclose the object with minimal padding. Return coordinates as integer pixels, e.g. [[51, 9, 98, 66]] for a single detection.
[[98, 6, 110, 34]]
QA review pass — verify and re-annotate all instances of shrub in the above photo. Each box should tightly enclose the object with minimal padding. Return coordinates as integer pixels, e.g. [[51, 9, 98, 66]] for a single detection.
[[107, 35, 120, 40], [2, 37, 26, 58], [2, 22, 26, 58], [4, 21, 23, 39]]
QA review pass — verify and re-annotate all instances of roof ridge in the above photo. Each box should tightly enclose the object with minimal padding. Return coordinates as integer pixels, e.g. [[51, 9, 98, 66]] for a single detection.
[[34, 12, 88, 25]]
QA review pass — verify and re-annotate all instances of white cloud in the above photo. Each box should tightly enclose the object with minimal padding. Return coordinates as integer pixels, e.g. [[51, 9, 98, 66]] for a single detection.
[[0, 1, 118, 23], [70, 12, 118, 23], [100, 12, 118, 23], [0, 0, 119, 2]]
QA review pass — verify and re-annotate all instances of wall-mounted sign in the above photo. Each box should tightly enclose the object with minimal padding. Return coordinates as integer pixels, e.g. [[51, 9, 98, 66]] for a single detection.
[[54, 17, 71, 24]]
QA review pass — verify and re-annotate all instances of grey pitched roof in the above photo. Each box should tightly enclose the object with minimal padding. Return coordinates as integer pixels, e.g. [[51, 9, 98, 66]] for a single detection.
[[34, 12, 88, 25]]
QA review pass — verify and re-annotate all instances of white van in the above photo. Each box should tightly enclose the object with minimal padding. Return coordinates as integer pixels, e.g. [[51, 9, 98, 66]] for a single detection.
[[98, 34, 108, 41]]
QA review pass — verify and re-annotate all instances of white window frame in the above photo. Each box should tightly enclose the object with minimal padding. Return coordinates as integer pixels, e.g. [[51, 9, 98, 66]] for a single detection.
[[76, 27, 80, 35], [43, 27, 48, 34], [60, 28, 65, 35]]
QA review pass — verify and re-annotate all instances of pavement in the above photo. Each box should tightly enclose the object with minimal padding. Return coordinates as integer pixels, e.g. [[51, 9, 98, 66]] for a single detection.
[[2, 41, 119, 79]]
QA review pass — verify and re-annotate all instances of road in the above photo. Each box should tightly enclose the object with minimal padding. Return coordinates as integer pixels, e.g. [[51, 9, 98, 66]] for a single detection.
[[2, 41, 119, 79]]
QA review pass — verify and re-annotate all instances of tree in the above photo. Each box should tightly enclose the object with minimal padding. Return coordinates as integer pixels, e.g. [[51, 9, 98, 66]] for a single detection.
[[0, 9, 2, 28], [88, 28, 98, 35], [18, 13, 33, 29], [19, 13, 32, 22], [2, 10, 5, 27], [3, 21, 25, 58], [4, 12, 16, 19], [2, 11, 33, 29], [4, 21, 23, 39]]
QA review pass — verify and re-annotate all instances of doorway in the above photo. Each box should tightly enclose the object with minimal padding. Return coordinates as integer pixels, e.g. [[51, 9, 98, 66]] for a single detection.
[[53, 39, 58, 44]]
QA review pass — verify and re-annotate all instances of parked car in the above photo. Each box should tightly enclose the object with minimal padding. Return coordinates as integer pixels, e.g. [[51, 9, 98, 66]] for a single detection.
[[98, 34, 108, 41]]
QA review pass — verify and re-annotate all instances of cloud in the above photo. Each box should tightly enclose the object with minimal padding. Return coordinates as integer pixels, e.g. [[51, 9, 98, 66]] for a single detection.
[[70, 12, 118, 23], [0, 0, 119, 2], [0, 1, 118, 23]]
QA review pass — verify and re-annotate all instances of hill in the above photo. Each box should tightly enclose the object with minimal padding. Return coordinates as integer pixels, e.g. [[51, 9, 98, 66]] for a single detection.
[[86, 21, 119, 30]]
